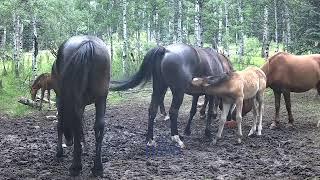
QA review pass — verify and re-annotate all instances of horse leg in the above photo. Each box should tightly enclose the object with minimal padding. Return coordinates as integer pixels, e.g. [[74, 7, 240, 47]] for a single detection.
[[199, 95, 209, 119], [256, 92, 264, 135], [270, 90, 281, 129], [235, 98, 244, 143], [170, 89, 185, 148], [69, 120, 83, 177], [283, 91, 294, 126], [159, 87, 169, 121], [146, 84, 166, 146], [56, 111, 63, 158], [47, 89, 51, 109], [248, 99, 258, 136], [184, 95, 200, 136], [214, 101, 231, 144], [91, 97, 106, 177], [205, 96, 214, 138], [40, 88, 45, 110]]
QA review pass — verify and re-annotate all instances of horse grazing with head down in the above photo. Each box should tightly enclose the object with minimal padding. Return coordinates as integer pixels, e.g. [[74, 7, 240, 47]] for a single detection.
[[111, 44, 232, 148], [192, 66, 267, 143], [52, 36, 110, 177], [30, 73, 55, 109], [261, 52, 320, 128]]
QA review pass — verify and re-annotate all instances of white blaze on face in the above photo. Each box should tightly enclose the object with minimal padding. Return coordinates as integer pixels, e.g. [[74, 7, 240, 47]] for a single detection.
[[171, 135, 185, 148]]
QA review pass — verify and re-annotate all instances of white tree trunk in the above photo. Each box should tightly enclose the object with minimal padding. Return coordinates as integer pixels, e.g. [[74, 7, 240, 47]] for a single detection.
[[122, 0, 128, 76], [218, 5, 223, 52], [147, 18, 151, 43], [262, 6, 269, 59], [13, 13, 21, 77], [194, 0, 203, 47], [284, 3, 291, 52], [274, 0, 279, 52], [224, 0, 230, 57], [237, 0, 244, 62], [154, 10, 160, 45], [177, 0, 183, 43], [0, 27, 6, 48], [31, 15, 38, 81]]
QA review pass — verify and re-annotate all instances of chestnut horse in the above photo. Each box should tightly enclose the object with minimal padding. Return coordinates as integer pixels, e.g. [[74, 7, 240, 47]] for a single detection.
[[111, 44, 232, 148], [30, 73, 55, 109], [261, 52, 320, 128], [192, 66, 267, 143], [52, 36, 110, 177]]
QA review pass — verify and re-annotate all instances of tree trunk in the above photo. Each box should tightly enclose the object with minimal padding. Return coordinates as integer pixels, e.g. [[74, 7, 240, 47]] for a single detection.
[[31, 15, 38, 81], [109, 27, 113, 62], [224, 0, 230, 57], [0, 27, 7, 75], [147, 17, 151, 43], [0, 79, 2, 89], [194, 0, 203, 47], [274, 0, 279, 52], [261, 6, 269, 59], [177, 0, 183, 42], [284, 3, 291, 52], [13, 13, 20, 77], [237, 0, 244, 62], [154, 10, 160, 45], [218, 5, 223, 52], [122, 0, 128, 77]]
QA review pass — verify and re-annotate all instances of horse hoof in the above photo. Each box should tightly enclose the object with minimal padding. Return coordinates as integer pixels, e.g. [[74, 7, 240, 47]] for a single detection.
[[147, 140, 157, 147], [184, 129, 191, 136], [286, 123, 294, 129], [171, 135, 185, 149], [212, 139, 218, 145], [164, 115, 170, 121], [92, 166, 103, 177], [237, 138, 242, 144], [269, 123, 278, 129], [69, 164, 82, 177]]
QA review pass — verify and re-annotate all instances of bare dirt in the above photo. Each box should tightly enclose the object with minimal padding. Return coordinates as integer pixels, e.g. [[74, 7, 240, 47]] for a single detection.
[[0, 89, 320, 179]]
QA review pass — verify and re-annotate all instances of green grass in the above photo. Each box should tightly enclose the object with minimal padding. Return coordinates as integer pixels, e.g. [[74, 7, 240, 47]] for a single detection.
[[0, 37, 282, 117]]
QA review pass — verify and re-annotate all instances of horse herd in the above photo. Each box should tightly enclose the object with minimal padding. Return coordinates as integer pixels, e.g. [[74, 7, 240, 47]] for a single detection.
[[30, 35, 320, 176]]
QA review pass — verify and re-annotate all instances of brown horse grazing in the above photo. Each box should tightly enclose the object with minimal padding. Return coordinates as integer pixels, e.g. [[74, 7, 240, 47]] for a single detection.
[[30, 73, 55, 109], [192, 66, 267, 143], [52, 36, 110, 177], [261, 52, 320, 129]]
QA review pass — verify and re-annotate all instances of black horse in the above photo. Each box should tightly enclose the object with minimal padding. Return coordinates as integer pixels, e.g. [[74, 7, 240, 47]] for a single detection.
[[51, 36, 111, 177], [111, 44, 232, 148]]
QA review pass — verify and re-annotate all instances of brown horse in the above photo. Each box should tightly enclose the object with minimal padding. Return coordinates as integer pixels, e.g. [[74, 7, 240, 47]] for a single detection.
[[30, 73, 56, 109], [192, 66, 267, 143], [261, 52, 320, 128], [52, 36, 110, 177]]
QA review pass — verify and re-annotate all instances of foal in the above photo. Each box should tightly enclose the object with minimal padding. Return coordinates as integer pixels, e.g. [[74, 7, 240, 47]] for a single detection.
[[192, 66, 267, 143], [30, 73, 55, 109]]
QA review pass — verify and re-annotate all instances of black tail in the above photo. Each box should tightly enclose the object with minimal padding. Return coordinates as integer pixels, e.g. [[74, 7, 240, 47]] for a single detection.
[[110, 46, 166, 91], [59, 40, 94, 137]]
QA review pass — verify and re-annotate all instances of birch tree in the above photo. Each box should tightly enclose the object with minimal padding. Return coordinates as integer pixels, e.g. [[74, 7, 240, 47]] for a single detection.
[[122, 0, 128, 76], [13, 12, 24, 77], [237, 0, 244, 62], [194, 0, 203, 47], [274, 0, 279, 52], [177, 0, 183, 43], [31, 15, 38, 81], [261, 6, 269, 59], [224, 0, 230, 57], [284, 2, 291, 52]]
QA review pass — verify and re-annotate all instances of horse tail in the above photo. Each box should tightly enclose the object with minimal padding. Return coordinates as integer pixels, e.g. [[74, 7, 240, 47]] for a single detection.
[[110, 46, 166, 91], [59, 40, 95, 137]]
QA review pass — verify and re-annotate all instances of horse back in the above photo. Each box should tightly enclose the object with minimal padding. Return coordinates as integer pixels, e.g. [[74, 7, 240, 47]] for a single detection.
[[264, 52, 320, 92]]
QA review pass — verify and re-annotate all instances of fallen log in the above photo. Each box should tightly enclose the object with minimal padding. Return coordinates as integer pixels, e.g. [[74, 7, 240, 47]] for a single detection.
[[35, 95, 56, 104], [18, 97, 41, 108]]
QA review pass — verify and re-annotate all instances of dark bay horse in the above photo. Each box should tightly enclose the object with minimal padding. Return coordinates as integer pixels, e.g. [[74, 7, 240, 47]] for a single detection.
[[111, 44, 232, 148], [51, 36, 110, 177], [261, 52, 320, 128], [30, 73, 55, 109]]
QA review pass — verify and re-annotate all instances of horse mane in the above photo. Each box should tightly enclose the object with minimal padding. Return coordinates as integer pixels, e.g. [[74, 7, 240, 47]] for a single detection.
[[32, 73, 50, 87], [218, 52, 234, 72]]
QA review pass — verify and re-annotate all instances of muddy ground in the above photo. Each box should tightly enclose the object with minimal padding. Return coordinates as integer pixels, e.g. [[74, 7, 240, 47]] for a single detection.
[[0, 89, 320, 179]]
